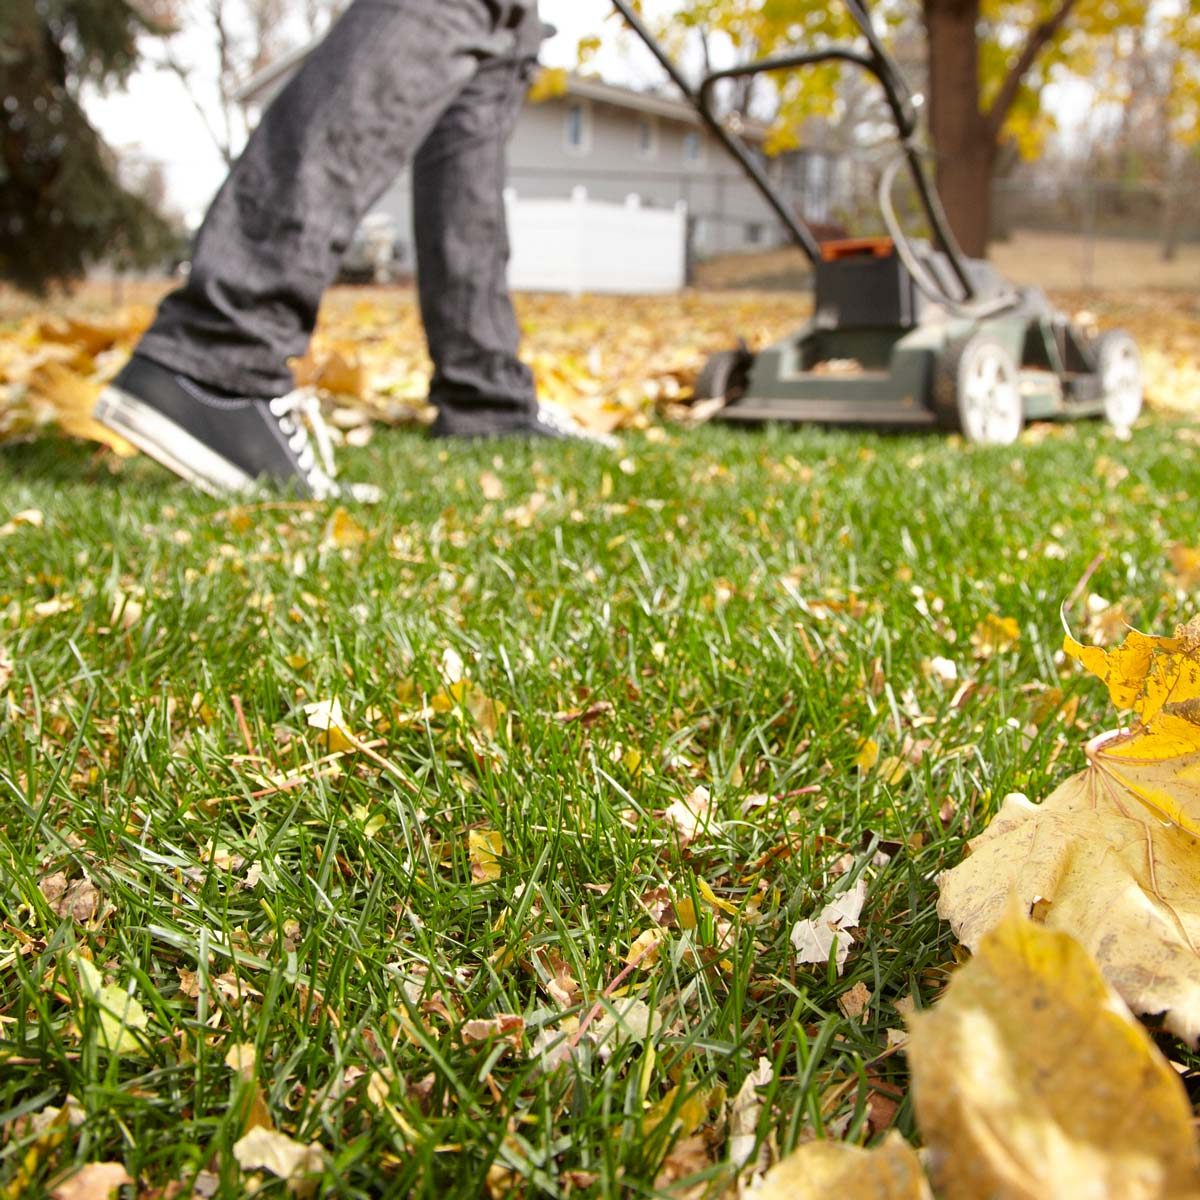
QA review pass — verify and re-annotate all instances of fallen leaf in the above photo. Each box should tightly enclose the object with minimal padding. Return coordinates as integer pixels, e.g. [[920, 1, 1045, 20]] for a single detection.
[[625, 927, 664, 968], [854, 737, 880, 771], [663, 785, 721, 847], [461, 1013, 525, 1046], [727, 1056, 773, 1172], [589, 998, 661, 1061], [469, 829, 503, 884], [909, 912, 1200, 1199], [1064, 613, 1200, 763], [940, 616, 1200, 1041], [926, 656, 958, 686], [1168, 544, 1200, 592], [937, 742, 1200, 1043], [0, 508, 43, 537], [232, 1127, 326, 1195], [24, 361, 136, 455], [302, 697, 356, 754], [321, 506, 368, 549], [49, 1162, 133, 1200], [40, 873, 100, 922], [479, 470, 505, 500], [838, 981, 872, 1020], [971, 613, 1020, 658], [791, 879, 867, 976], [74, 956, 148, 1056], [653, 1133, 712, 1190], [752, 1132, 930, 1199]]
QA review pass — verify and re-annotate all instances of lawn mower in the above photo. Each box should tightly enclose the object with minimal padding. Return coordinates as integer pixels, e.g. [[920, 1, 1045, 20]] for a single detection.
[[610, 0, 1144, 444]]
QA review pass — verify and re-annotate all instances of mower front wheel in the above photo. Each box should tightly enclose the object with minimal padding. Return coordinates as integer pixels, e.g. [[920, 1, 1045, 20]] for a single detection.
[[1095, 329, 1143, 430], [934, 333, 1023, 446], [694, 348, 752, 406]]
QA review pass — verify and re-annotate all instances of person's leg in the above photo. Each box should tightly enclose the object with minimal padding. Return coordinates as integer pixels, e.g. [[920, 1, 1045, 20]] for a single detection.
[[96, 0, 522, 496], [138, 0, 505, 399], [413, 18, 539, 436]]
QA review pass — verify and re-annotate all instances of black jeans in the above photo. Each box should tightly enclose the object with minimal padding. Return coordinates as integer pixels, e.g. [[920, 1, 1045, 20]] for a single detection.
[[138, 0, 539, 431]]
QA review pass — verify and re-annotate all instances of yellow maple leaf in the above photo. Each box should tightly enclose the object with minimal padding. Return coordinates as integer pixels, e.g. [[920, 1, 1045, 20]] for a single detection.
[[752, 1132, 929, 1199], [937, 744, 1200, 1043], [909, 913, 1200, 1198], [1064, 613, 1200, 762]]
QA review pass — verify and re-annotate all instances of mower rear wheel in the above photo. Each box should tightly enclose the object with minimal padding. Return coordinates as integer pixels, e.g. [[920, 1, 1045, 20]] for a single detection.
[[934, 333, 1023, 446], [694, 348, 752, 406], [1095, 329, 1143, 430]]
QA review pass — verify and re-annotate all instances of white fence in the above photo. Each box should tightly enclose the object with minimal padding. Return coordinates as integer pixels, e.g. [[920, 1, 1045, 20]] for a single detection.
[[504, 187, 687, 296]]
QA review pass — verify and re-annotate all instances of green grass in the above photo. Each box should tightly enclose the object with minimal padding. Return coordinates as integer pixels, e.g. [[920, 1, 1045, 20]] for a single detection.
[[0, 416, 1196, 1197]]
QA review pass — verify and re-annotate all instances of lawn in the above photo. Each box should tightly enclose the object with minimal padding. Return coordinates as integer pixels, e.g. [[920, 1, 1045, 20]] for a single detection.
[[2, 403, 1197, 1196]]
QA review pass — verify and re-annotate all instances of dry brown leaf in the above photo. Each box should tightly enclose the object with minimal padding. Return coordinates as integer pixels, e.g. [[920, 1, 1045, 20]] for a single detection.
[[908, 912, 1200, 1200], [460, 1013, 524, 1046], [662, 785, 721, 847], [752, 1132, 930, 1199], [39, 873, 100, 922], [838, 980, 872, 1020], [49, 1162, 133, 1200]]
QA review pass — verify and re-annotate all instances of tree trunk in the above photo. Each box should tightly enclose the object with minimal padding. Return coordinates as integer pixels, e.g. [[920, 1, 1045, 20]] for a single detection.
[[923, 0, 994, 258], [1161, 177, 1179, 263]]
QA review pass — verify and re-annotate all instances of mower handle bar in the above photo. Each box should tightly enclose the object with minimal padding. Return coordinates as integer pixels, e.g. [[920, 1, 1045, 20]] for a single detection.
[[608, 0, 978, 303]]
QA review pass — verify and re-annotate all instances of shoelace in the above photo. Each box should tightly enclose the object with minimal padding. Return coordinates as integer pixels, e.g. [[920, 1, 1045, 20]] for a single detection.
[[267, 388, 341, 499]]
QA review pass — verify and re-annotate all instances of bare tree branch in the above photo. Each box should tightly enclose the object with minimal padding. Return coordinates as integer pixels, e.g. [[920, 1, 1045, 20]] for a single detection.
[[984, 0, 1079, 139], [151, 41, 236, 163]]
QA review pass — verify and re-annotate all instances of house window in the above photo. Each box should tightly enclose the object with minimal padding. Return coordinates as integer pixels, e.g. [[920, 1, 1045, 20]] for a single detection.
[[564, 102, 592, 155], [682, 130, 706, 166], [745, 222, 763, 245], [636, 116, 658, 160]]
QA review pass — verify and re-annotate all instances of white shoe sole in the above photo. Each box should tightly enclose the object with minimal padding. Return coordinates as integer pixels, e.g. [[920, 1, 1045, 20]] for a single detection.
[[94, 385, 256, 497]]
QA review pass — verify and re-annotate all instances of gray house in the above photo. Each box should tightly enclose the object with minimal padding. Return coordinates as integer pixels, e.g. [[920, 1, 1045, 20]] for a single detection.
[[240, 52, 845, 273]]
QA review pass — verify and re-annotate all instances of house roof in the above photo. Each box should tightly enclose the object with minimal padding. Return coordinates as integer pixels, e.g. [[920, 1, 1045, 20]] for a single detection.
[[237, 45, 771, 141]]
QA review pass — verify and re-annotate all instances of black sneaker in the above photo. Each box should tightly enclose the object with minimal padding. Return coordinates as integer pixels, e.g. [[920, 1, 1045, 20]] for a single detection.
[[430, 400, 619, 448], [94, 355, 374, 500]]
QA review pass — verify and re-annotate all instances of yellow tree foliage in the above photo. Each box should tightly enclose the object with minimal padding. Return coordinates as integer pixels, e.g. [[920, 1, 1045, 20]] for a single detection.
[[643, 0, 1165, 255], [661, 0, 1157, 161]]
